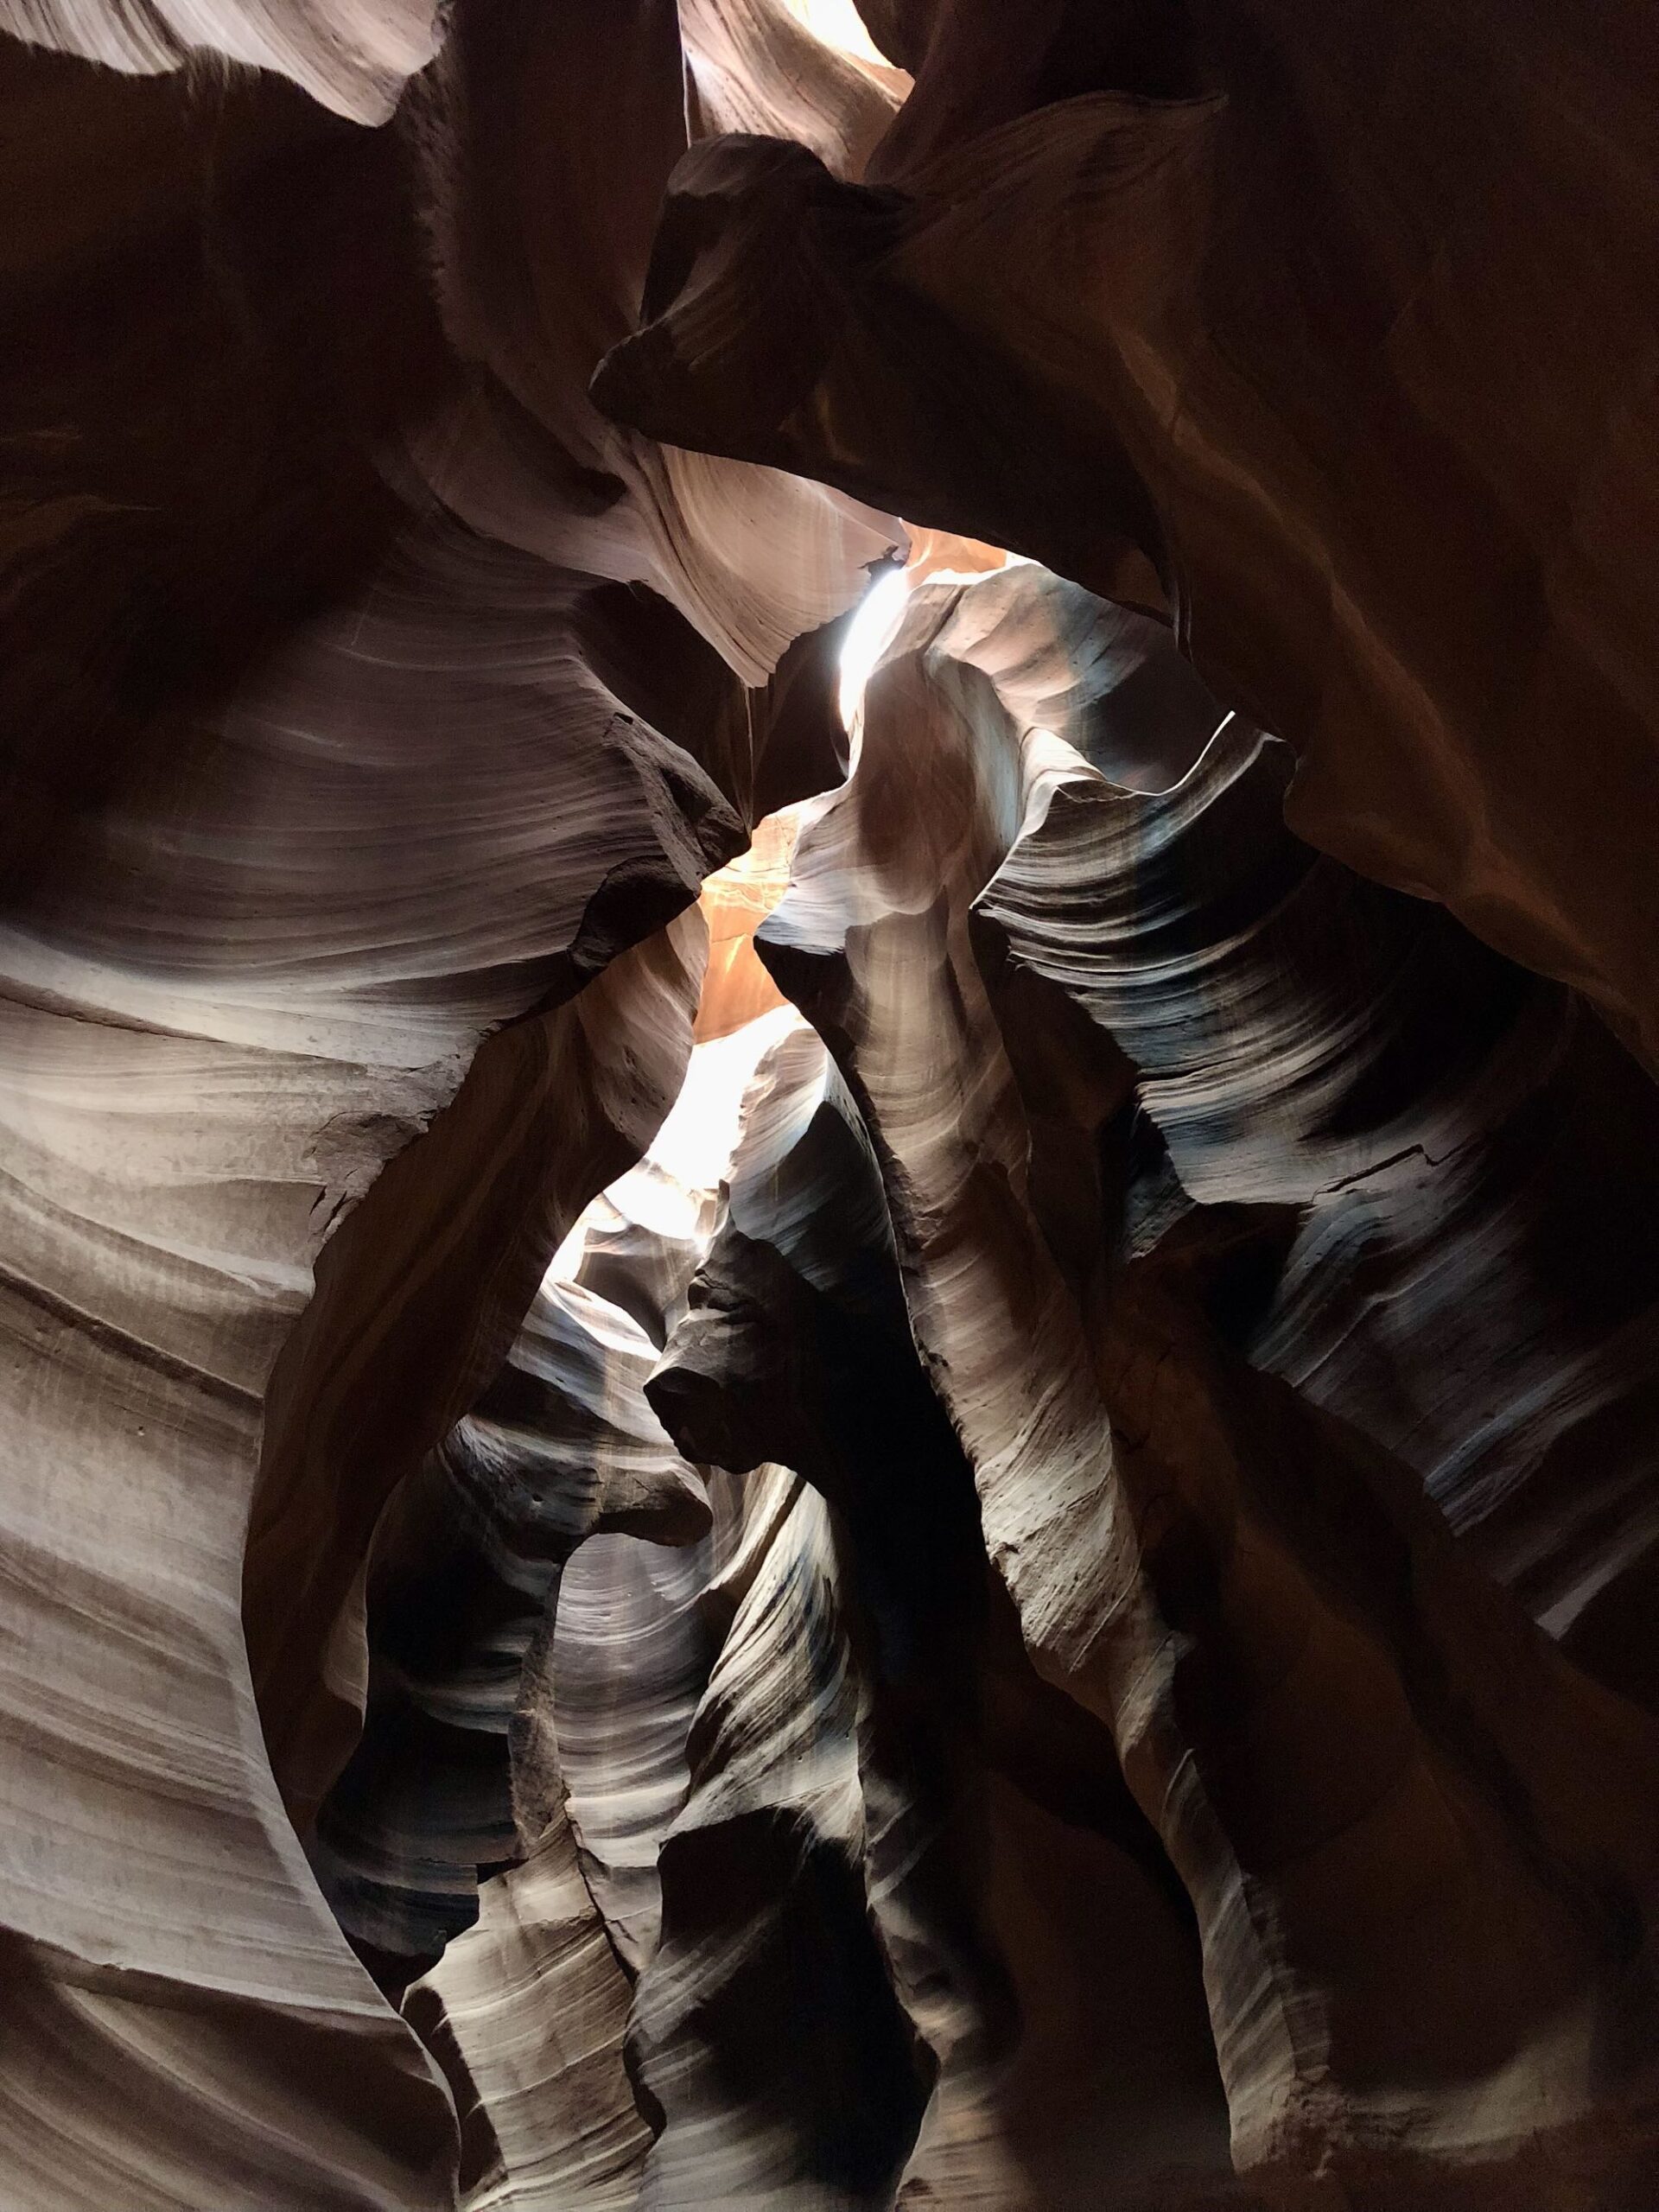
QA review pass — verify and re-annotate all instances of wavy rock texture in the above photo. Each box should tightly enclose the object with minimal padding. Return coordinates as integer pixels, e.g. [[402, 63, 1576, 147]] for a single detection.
[[389, 1268, 712, 2212], [404, 1007, 815, 2209], [646, 1019, 1238, 2208], [0, 0, 439, 121], [394, 550, 1659, 2212], [756, 563, 1659, 2204], [974, 715, 1659, 1704], [0, 3, 889, 2202], [595, 0, 1659, 1070], [311, 1269, 710, 1985], [5, 3, 1659, 2209]]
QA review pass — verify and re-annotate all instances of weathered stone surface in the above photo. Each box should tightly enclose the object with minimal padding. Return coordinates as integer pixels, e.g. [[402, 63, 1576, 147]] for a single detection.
[[4, 3, 1658, 2206], [757, 563, 1659, 2203], [0, 3, 885, 2199], [597, 0, 1659, 1069]]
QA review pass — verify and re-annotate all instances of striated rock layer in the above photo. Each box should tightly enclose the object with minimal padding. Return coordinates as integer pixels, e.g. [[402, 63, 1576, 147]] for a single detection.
[[755, 563, 1659, 2205], [0, 1, 888, 2200], [596, 0, 1659, 1071], [3, 3, 1659, 2209]]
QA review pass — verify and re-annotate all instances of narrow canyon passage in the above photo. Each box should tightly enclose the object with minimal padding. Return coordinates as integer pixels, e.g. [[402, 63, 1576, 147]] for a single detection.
[[2, 3, 1657, 2209]]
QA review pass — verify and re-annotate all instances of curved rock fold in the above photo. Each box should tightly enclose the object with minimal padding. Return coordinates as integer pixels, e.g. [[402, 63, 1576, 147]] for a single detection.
[[3, 3, 1659, 2206]]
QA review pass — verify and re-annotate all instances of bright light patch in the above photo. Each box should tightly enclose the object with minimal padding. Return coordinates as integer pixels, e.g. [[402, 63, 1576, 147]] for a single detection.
[[785, 0, 888, 65], [548, 531, 1025, 1302], [837, 565, 911, 739], [645, 1005, 799, 1195], [545, 1005, 800, 1288]]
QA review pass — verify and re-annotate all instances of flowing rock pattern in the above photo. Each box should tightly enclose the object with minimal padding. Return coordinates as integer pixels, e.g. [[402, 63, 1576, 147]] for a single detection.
[[596, 0, 1659, 1068], [4, 3, 1659, 2208], [645, 1020, 1236, 2208], [0, 2, 887, 2200], [757, 563, 1659, 2203], [975, 715, 1659, 1701]]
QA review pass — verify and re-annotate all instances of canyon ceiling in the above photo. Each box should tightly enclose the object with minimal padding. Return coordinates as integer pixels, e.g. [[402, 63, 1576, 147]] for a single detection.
[[2, 1, 1658, 2207]]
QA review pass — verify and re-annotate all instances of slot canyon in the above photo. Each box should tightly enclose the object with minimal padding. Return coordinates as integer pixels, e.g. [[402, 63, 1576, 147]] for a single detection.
[[2, 0, 1658, 2204]]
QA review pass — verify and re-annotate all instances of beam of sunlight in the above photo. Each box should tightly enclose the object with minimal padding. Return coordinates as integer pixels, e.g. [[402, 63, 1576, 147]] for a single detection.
[[837, 565, 911, 742]]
